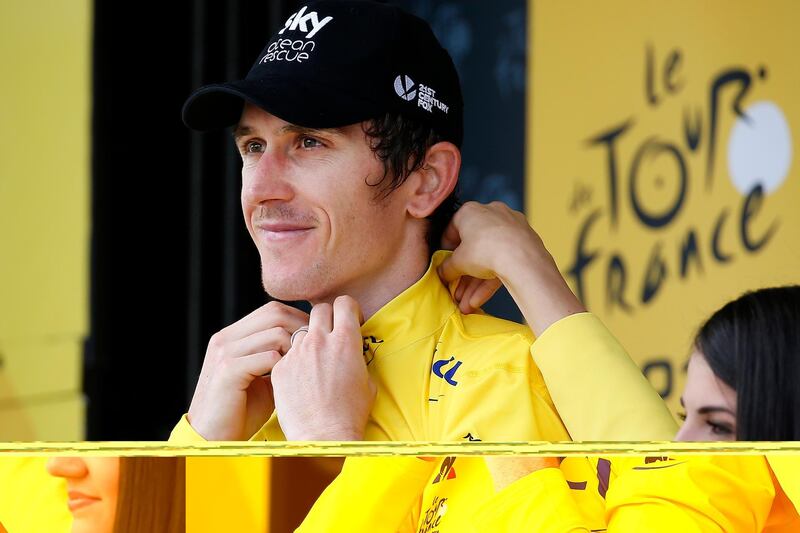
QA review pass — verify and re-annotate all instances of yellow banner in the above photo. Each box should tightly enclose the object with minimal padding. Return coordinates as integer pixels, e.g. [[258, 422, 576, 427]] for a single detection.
[[528, 0, 800, 414], [0, 0, 90, 439]]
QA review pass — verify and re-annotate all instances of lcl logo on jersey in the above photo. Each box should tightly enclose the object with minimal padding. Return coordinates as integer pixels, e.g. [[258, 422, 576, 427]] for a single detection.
[[362, 335, 384, 366], [432, 356, 462, 386]]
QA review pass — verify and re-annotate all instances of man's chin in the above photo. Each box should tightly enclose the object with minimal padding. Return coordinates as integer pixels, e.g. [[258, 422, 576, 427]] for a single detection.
[[259, 258, 324, 302], [263, 288, 312, 303], [261, 277, 324, 303]]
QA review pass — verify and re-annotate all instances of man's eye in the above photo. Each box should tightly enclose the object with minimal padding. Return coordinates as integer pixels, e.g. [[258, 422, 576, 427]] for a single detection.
[[301, 136, 323, 149], [246, 141, 264, 153]]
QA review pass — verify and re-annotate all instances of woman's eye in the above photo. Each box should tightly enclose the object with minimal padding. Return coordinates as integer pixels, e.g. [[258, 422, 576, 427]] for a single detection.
[[708, 421, 734, 436], [301, 136, 322, 149], [677, 412, 687, 421]]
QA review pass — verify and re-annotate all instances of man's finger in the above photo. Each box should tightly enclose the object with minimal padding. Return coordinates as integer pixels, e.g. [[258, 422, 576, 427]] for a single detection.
[[333, 296, 362, 333], [458, 277, 483, 314], [225, 301, 310, 341], [468, 278, 502, 311], [230, 327, 293, 358], [309, 302, 334, 334], [438, 252, 465, 284], [288, 327, 308, 352], [440, 219, 462, 251], [454, 277, 467, 302], [232, 350, 282, 381]]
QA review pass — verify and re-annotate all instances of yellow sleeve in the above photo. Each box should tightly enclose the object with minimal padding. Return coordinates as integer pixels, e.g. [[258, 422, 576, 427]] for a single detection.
[[531, 312, 678, 440], [0, 457, 72, 533], [606, 455, 775, 532], [168, 413, 208, 442], [297, 457, 436, 533], [168, 413, 283, 442], [472, 467, 590, 532]]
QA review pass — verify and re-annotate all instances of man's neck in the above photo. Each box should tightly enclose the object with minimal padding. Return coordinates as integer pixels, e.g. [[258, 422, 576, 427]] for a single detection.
[[310, 235, 431, 321]]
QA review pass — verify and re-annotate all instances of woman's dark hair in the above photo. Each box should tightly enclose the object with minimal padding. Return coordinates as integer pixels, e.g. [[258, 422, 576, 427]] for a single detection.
[[362, 112, 460, 254], [694, 285, 800, 440], [114, 457, 185, 533]]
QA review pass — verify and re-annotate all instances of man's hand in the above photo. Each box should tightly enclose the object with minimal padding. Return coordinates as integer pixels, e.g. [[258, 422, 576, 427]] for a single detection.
[[438, 201, 585, 336], [438, 201, 537, 314], [271, 296, 377, 440], [187, 301, 309, 441]]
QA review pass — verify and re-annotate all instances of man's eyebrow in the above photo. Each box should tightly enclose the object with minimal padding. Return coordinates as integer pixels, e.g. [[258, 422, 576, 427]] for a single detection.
[[232, 124, 254, 141], [277, 124, 346, 137], [233, 123, 346, 142]]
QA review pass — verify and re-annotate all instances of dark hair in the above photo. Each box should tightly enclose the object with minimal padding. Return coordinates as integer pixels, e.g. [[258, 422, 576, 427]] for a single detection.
[[362, 112, 460, 254], [114, 457, 185, 533], [694, 285, 800, 440]]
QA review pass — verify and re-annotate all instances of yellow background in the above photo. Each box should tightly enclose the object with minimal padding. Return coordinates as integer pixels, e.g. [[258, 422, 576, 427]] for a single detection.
[[527, 0, 800, 415], [0, 0, 90, 439]]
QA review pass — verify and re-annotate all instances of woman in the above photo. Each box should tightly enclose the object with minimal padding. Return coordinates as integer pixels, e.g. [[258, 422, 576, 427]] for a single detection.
[[677, 286, 800, 441], [440, 201, 800, 531], [46, 457, 185, 533]]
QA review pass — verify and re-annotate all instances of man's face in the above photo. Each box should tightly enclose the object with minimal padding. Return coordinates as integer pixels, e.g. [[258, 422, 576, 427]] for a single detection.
[[236, 103, 408, 302]]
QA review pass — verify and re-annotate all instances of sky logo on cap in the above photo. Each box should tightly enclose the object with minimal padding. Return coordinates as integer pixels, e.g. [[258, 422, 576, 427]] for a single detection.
[[394, 75, 417, 101], [278, 6, 334, 39]]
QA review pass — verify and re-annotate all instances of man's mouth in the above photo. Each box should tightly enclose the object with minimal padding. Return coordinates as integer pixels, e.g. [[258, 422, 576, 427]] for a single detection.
[[67, 490, 101, 512], [255, 222, 314, 241]]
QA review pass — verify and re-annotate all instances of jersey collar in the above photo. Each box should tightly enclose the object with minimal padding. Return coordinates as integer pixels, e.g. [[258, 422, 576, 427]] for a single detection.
[[360, 250, 458, 363]]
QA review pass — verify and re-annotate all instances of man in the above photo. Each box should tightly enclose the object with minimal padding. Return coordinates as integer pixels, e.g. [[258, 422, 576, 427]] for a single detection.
[[170, 2, 674, 531], [170, 0, 576, 444]]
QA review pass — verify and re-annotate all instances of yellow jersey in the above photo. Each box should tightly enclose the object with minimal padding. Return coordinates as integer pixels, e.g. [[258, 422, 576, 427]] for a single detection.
[[172, 251, 582, 442]]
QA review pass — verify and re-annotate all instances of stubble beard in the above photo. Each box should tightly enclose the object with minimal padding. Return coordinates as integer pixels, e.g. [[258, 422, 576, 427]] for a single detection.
[[260, 255, 331, 303]]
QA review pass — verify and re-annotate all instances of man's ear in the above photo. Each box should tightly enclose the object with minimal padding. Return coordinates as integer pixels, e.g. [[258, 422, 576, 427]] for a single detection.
[[406, 141, 461, 219]]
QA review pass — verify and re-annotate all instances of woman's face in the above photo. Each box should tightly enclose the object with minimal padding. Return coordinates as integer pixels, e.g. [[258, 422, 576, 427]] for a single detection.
[[46, 457, 120, 533], [675, 351, 738, 441]]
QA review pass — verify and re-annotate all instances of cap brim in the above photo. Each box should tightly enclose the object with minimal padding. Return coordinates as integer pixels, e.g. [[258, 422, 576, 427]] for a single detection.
[[182, 77, 389, 131]]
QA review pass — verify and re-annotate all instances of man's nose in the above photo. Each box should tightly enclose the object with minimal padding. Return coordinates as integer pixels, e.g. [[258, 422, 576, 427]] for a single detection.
[[46, 457, 89, 479], [241, 147, 295, 205]]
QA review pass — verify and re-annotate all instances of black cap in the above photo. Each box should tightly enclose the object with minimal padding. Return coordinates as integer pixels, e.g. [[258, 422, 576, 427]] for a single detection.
[[182, 0, 463, 146]]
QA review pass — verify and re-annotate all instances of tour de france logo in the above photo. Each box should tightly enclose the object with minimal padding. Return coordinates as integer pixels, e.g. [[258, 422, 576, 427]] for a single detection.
[[565, 44, 793, 316]]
